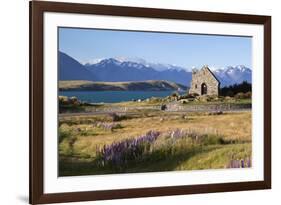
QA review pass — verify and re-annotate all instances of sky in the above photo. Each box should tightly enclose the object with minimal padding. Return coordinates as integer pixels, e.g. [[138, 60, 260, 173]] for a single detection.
[[59, 27, 252, 70]]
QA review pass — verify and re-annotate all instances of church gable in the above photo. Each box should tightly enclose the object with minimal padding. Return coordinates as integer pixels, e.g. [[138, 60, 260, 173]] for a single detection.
[[189, 66, 220, 96]]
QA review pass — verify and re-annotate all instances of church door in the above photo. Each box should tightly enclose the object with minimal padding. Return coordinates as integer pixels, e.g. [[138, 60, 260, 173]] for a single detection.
[[201, 83, 207, 95]]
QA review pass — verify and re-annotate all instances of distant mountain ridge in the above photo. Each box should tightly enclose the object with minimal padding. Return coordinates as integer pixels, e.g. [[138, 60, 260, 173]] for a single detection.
[[59, 52, 96, 81], [213, 65, 252, 87], [59, 51, 251, 87], [84, 58, 191, 85]]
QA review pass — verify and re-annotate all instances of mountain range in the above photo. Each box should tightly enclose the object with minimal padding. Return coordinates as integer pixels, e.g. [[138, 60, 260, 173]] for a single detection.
[[213, 65, 252, 87], [59, 51, 252, 87]]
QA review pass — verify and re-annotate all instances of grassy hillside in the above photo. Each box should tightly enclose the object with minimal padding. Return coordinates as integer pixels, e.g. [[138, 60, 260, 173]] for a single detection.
[[59, 80, 187, 91]]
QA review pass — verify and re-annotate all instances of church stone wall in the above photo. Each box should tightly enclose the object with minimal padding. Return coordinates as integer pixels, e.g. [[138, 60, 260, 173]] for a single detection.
[[189, 66, 220, 96]]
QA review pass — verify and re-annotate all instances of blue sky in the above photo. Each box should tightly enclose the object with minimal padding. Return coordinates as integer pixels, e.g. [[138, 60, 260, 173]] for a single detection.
[[59, 27, 252, 70]]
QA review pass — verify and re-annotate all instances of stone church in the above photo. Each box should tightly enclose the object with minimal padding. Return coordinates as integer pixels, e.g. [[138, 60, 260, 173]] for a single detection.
[[189, 66, 220, 96]]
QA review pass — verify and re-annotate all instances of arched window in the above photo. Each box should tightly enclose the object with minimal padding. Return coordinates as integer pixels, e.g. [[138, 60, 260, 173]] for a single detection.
[[195, 84, 197, 89], [201, 83, 207, 95]]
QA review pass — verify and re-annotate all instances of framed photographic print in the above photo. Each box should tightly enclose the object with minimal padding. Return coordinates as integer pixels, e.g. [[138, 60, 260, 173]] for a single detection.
[[29, 0, 271, 204]]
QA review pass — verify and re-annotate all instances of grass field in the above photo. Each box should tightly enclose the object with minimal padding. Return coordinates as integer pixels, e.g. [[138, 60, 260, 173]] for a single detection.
[[58, 108, 251, 176]]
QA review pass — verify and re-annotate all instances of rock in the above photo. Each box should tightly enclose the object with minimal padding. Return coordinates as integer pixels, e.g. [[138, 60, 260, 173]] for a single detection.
[[181, 114, 188, 119], [69, 96, 80, 105], [179, 99, 188, 104], [59, 96, 69, 105], [208, 110, 223, 115], [196, 95, 209, 102], [160, 104, 167, 110]]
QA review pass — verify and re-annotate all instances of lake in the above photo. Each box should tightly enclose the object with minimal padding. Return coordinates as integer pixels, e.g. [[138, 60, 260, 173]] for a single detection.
[[59, 90, 180, 103]]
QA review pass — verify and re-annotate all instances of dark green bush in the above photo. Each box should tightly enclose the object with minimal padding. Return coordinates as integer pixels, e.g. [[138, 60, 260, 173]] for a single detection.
[[220, 81, 251, 97]]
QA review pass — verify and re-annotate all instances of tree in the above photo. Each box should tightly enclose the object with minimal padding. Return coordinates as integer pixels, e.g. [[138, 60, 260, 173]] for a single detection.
[[220, 81, 251, 97]]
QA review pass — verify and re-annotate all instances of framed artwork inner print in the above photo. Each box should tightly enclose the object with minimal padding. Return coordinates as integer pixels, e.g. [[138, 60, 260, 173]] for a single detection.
[[30, 1, 271, 204]]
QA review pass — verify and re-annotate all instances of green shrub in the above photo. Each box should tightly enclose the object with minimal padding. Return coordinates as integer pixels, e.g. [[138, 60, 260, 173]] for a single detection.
[[171, 91, 179, 97], [198, 134, 226, 145], [59, 126, 72, 143], [108, 113, 130, 121], [234, 92, 252, 99]]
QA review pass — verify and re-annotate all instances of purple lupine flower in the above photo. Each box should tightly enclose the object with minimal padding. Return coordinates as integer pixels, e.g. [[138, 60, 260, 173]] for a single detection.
[[168, 128, 187, 141], [247, 157, 251, 167], [241, 159, 245, 168], [97, 130, 161, 166], [227, 157, 251, 169]]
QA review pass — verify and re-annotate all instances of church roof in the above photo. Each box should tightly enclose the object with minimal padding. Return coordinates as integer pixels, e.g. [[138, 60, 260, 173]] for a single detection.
[[202, 66, 220, 85]]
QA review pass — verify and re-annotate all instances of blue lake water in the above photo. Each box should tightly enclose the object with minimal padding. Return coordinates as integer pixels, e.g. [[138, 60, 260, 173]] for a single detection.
[[59, 91, 179, 103]]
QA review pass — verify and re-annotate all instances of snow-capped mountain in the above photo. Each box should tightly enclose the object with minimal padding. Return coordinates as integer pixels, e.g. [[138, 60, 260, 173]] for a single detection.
[[59, 52, 251, 87], [114, 57, 185, 71], [84, 57, 191, 85], [213, 65, 252, 87], [84, 57, 186, 71]]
